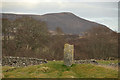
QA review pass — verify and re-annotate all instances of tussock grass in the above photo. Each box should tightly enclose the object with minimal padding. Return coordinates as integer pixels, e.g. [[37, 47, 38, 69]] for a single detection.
[[2, 61, 118, 78]]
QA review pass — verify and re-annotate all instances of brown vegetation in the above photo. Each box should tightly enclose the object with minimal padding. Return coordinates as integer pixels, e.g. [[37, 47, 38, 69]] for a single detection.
[[2, 17, 118, 60]]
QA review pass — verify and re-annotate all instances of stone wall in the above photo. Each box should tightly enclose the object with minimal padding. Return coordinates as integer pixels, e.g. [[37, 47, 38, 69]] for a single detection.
[[75, 60, 98, 64], [2, 56, 47, 67], [75, 60, 119, 68]]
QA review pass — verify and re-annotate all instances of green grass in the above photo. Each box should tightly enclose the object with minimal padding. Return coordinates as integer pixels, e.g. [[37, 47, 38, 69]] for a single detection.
[[2, 61, 118, 78], [97, 60, 118, 65]]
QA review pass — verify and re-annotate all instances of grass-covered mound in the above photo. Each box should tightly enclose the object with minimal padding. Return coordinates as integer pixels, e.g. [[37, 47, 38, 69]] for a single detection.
[[2, 61, 118, 78]]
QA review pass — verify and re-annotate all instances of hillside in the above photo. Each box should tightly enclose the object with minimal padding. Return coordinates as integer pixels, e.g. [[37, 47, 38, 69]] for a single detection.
[[2, 12, 112, 34], [2, 61, 118, 78]]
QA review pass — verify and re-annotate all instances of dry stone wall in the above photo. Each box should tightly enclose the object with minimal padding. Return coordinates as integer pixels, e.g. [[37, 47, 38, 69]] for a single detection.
[[75, 60, 119, 68], [75, 60, 98, 64], [2, 56, 47, 67]]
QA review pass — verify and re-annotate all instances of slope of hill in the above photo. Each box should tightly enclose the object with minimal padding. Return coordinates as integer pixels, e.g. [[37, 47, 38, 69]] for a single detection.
[[2, 61, 118, 78], [2, 12, 112, 34]]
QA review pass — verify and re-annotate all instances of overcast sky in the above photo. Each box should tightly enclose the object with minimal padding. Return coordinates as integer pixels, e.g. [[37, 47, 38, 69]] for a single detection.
[[1, 0, 119, 32]]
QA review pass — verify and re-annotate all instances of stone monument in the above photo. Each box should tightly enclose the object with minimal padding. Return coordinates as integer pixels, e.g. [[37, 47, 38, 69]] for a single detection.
[[64, 43, 74, 66]]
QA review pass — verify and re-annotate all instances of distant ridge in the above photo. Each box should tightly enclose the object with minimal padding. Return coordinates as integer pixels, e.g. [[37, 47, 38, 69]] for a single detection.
[[2, 12, 112, 34]]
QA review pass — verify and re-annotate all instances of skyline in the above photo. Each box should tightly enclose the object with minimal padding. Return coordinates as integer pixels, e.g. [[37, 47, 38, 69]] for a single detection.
[[1, 1, 119, 32]]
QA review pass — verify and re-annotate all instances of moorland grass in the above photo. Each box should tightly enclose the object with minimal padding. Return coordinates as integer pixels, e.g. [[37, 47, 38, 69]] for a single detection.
[[2, 61, 118, 78]]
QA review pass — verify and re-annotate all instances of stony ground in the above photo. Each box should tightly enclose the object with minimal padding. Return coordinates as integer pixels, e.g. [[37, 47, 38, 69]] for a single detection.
[[2, 61, 118, 78]]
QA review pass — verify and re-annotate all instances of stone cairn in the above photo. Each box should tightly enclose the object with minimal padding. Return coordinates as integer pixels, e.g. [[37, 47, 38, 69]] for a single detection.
[[64, 43, 74, 66]]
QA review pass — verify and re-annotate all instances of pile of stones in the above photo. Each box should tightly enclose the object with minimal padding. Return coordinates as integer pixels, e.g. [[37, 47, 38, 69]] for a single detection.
[[2, 56, 47, 67]]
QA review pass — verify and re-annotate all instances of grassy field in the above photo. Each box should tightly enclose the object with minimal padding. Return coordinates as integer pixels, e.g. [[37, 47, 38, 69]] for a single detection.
[[2, 61, 118, 78], [97, 60, 118, 65]]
